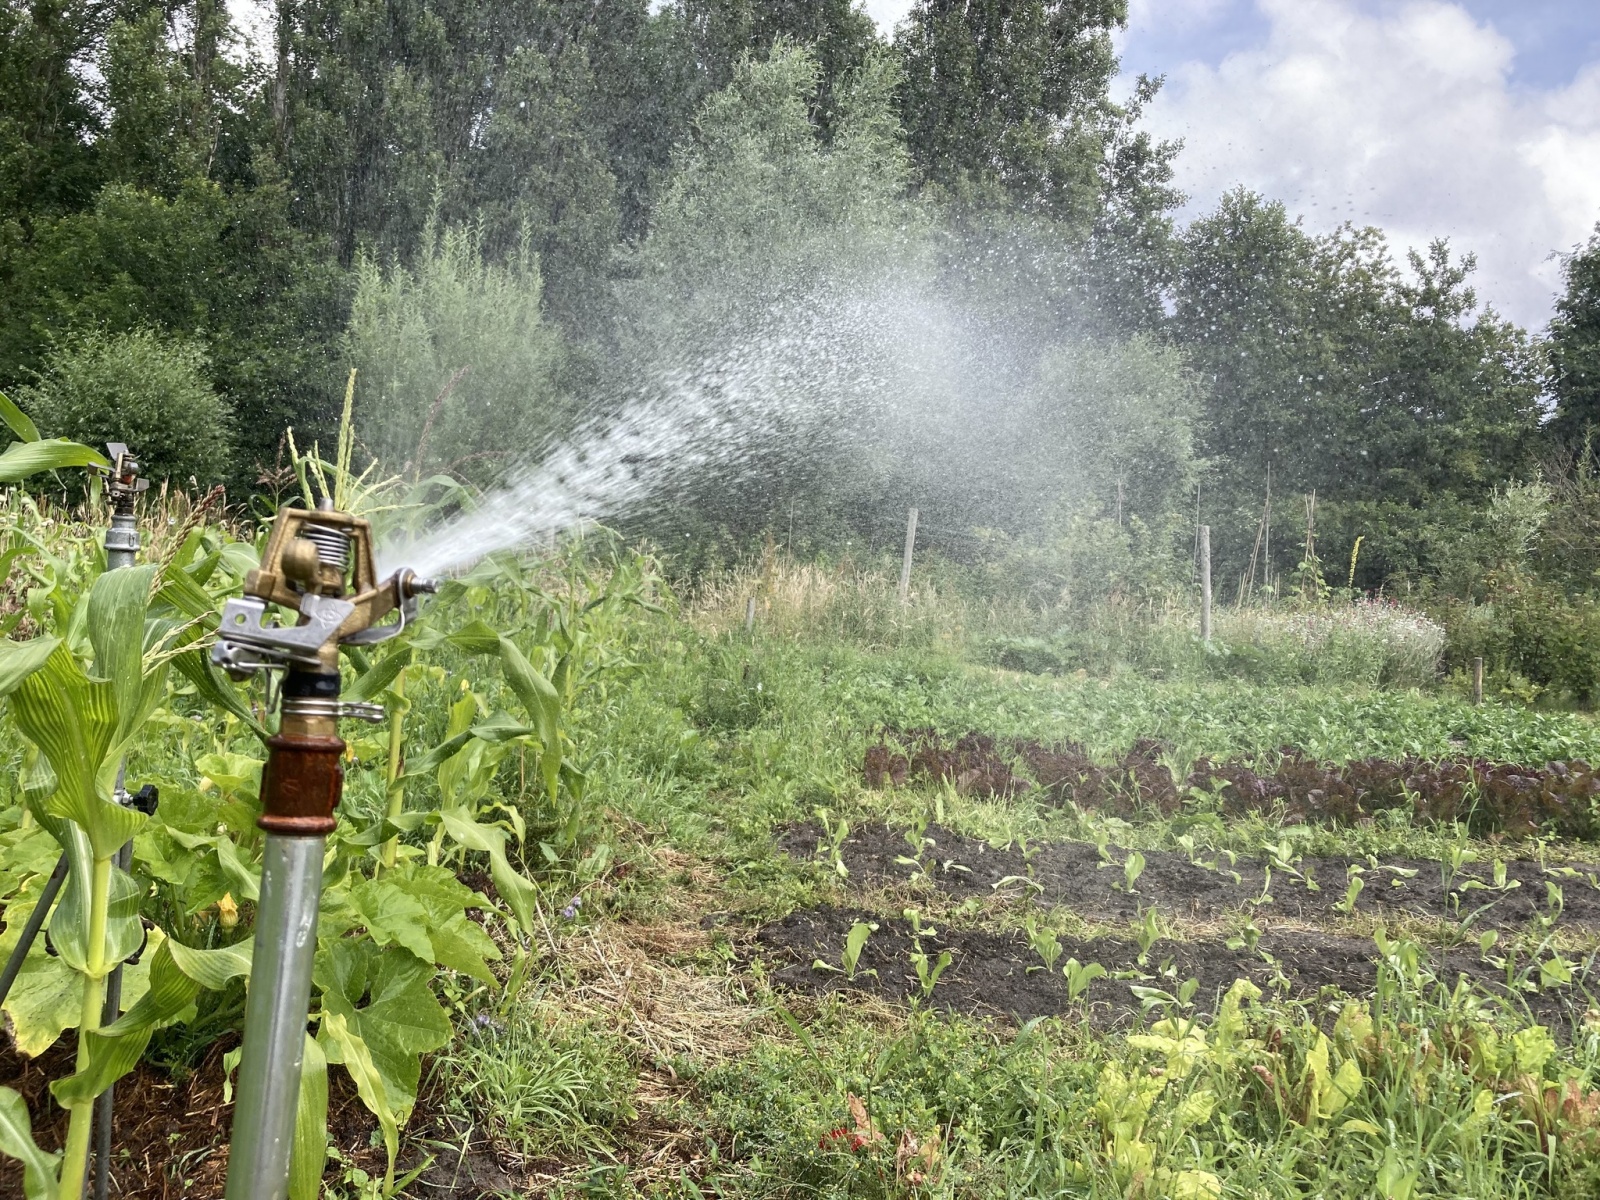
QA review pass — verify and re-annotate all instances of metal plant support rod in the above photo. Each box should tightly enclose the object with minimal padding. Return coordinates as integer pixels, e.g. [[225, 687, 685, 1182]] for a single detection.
[[0, 856, 68, 1007], [215, 501, 434, 1200]]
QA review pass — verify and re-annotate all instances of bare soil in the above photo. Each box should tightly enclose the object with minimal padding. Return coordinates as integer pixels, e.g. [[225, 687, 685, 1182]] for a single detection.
[[755, 906, 1592, 1032], [781, 822, 1600, 931]]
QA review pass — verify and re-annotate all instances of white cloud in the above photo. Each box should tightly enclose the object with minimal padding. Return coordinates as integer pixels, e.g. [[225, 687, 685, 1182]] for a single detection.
[[1138, 0, 1600, 327], [863, 0, 915, 33]]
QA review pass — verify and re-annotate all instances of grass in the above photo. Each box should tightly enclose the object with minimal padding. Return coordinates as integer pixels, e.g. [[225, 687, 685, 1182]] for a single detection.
[[8, 523, 1600, 1199], [491, 560, 1600, 1198]]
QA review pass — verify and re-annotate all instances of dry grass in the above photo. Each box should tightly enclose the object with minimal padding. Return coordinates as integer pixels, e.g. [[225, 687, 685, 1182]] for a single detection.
[[687, 552, 976, 651]]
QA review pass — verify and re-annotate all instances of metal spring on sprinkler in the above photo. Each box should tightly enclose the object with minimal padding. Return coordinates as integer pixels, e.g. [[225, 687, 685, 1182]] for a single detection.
[[300, 523, 351, 570]]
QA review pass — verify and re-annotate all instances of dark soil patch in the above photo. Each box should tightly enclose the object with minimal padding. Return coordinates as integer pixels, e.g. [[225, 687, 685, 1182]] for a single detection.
[[0, 1034, 388, 1200], [865, 730, 1600, 839], [783, 822, 1600, 932], [756, 907, 1592, 1031]]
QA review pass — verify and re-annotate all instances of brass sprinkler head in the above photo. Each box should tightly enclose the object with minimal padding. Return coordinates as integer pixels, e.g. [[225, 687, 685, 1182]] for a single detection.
[[212, 505, 437, 695]]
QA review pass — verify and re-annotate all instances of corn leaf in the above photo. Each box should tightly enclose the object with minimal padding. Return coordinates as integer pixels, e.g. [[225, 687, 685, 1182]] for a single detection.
[[87, 564, 161, 747], [50, 941, 200, 1106], [0, 391, 40, 442], [170, 650, 266, 738], [12, 643, 143, 860], [0, 637, 60, 696], [0, 439, 109, 483], [0, 1086, 59, 1200], [166, 937, 254, 991], [289, 1033, 329, 1200]]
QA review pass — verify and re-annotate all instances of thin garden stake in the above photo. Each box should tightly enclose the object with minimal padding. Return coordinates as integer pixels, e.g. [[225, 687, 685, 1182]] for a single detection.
[[1199, 525, 1212, 644], [213, 502, 435, 1200]]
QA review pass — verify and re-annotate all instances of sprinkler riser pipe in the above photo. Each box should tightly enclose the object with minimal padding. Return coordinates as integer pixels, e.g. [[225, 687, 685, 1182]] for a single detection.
[[225, 835, 325, 1200], [105, 512, 139, 572], [226, 670, 345, 1200]]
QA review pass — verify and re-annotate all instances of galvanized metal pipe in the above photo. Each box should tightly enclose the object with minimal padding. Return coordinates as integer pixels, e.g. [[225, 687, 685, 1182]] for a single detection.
[[224, 835, 326, 1200], [105, 511, 138, 572]]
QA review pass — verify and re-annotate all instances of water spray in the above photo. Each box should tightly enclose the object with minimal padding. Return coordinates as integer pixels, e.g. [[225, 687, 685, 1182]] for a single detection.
[[214, 502, 436, 1200]]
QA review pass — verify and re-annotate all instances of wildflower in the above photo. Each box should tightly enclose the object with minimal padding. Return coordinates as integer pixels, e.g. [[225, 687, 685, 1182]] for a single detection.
[[561, 895, 582, 920]]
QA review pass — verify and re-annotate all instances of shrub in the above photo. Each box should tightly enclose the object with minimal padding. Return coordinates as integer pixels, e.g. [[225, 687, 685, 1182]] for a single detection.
[[18, 328, 233, 486], [1216, 601, 1445, 689], [345, 216, 571, 482], [1434, 583, 1600, 705], [985, 599, 1444, 690]]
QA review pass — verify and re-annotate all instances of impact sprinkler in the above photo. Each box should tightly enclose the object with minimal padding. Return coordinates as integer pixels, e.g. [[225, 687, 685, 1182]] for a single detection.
[[101, 442, 149, 570], [214, 502, 436, 1200]]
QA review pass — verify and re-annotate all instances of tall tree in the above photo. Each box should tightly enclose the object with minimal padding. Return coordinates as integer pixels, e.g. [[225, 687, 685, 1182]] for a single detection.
[[1175, 190, 1543, 588], [895, 0, 1127, 220], [1548, 225, 1600, 454], [0, 0, 107, 219]]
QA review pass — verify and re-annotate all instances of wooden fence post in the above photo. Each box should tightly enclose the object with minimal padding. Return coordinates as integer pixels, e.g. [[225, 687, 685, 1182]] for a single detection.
[[1199, 524, 1212, 643], [898, 507, 919, 607], [745, 595, 756, 635], [1472, 657, 1484, 706]]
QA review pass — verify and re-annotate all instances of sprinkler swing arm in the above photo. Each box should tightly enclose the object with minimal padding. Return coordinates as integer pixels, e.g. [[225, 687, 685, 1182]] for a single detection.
[[213, 503, 436, 1200]]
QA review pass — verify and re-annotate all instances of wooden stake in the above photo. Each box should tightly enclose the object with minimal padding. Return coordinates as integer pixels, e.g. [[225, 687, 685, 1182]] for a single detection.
[[1199, 525, 1212, 643], [1472, 657, 1484, 706], [898, 507, 919, 606], [745, 595, 756, 635]]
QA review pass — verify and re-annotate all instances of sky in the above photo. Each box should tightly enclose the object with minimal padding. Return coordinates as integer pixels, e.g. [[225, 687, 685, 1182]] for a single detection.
[[865, 0, 1600, 329]]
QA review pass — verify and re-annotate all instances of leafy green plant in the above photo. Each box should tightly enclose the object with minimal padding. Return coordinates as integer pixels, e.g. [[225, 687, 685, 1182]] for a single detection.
[[1023, 913, 1064, 974], [1335, 868, 1366, 915], [1064, 957, 1107, 1002], [814, 807, 851, 879], [908, 947, 952, 1001], [813, 921, 879, 981], [1120, 850, 1146, 894]]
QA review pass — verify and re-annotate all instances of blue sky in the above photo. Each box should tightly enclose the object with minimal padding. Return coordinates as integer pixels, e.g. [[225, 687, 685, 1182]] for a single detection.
[[1116, 1, 1600, 91], [866, 0, 1600, 326]]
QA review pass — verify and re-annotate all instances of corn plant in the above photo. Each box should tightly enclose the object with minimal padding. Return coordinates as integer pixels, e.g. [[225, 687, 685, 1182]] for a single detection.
[[0, 564, 253, 1199]]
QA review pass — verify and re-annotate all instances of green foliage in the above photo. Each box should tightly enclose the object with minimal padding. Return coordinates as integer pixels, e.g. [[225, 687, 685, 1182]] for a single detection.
[[895, 0, 1129, 221], [1176, 191, 1544, 590], [1547, 224, 1600, 453], [428, 1006, 634, 1160], [0, 179, 346, 485], [1024, 335, 1200, 528], [345, 219, 571, 482], [18, 329, 232, 487]]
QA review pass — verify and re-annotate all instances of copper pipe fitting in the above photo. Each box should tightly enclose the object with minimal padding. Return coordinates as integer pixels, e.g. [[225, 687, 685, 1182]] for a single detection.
[[258, 733, 346, 837]]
